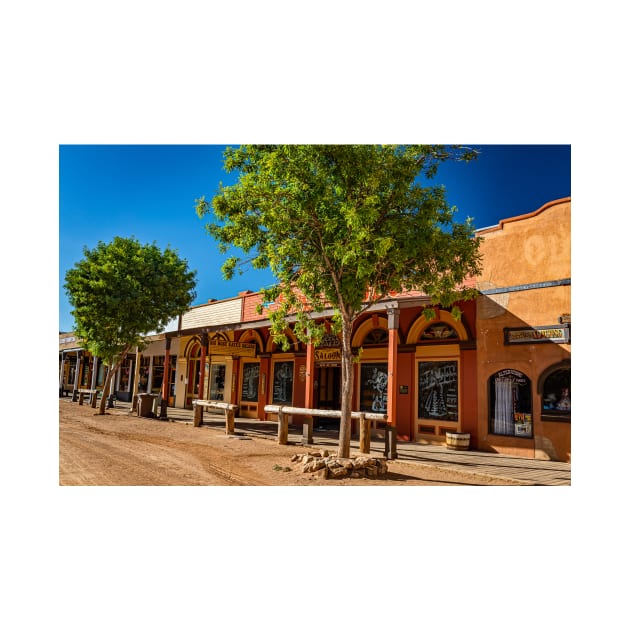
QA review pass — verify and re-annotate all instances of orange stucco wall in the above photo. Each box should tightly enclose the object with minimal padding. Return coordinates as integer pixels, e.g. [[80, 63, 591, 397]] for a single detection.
[[475, 198, 571, 461]]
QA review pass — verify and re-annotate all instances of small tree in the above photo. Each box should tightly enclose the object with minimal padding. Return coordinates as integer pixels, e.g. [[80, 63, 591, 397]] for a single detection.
[[64, 236, 197, 414], [196, 145, 482, 457]]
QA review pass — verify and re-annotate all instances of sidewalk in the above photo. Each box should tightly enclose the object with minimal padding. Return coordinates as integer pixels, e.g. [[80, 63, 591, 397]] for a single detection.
[[116, 401, 570, 486]]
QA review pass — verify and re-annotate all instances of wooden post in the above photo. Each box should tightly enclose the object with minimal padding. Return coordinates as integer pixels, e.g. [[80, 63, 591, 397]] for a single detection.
[[197, 333, 207, 400], [226, 407, 235, 435], [160, 338, 172, 420], [193, 402, 203, 427], [384, 425, 398, 460], [132, 349, 141, 412], [278, 408, 288, 445], [302, 418, 313, 445], [359, 413, 370, 454], [386, 307, 399, 428], [72, 351, 82, 399], [90, 391, 98, 408], [78, 391, 85, 405]]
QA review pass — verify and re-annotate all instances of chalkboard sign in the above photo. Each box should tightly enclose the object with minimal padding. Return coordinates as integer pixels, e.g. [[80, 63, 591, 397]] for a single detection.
[[418, 360, 458, 420], [272, 361, 294, 404], [360, 363, 388, 412], [241, 363, 260, 402]]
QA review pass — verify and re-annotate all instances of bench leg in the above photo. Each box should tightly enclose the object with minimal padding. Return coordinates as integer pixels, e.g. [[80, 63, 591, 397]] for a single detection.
[[278, 410, 288, 445], [225, 409, 235, 435], [359, 414, 370, 454], [302, 416, 313, 445], [193, 404, 203, 427]]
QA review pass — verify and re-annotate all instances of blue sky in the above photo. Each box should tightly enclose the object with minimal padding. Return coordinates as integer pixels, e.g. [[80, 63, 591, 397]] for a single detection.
[[59, 144, 570, 332]]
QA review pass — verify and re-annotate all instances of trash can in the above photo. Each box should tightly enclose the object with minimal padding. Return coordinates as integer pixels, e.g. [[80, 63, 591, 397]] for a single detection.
[[137, 393, 158, 418]]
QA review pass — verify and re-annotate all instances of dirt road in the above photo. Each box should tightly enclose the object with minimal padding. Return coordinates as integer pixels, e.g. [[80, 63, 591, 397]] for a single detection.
[[59, 400, 519, 486]]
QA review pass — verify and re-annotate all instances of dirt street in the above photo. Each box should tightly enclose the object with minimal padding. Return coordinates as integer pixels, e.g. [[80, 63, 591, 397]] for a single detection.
[[59, 400, 517, 486]]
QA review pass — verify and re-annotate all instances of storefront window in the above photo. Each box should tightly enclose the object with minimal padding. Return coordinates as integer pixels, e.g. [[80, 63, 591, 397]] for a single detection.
[[541, 367, 570, 421], [80, 359, 90, 387], [96, 362, 105, 387], [139, 356, 150, 392], [241, 363, 260, 402], [363, 328, 388, 346], [272, 361, 294, 404], [169, 355, 177, 398], [418, 361, 458, 420], [420, 323, 458, 340], [210, 364, 226, 401], [360, 363, 388, 412], [151, 356, 165, 393], [119, 358, 132, 392], [489, 369, 532, 437]]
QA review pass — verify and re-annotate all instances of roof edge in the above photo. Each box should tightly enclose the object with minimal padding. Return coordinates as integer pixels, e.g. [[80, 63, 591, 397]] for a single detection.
[[475, 196, 571, 236]]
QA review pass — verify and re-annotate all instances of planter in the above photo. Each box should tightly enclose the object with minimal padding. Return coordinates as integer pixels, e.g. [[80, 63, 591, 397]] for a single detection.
[[445, 431, 470, 451]]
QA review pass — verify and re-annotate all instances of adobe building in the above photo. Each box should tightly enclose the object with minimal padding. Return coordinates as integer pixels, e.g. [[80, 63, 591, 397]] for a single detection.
[[475, 197, 571, 461], [60, 197, 571, 463]]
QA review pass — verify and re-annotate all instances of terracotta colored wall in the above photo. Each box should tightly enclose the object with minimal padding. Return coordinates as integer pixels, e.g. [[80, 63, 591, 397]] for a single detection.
[[476, 198, 570, 289], [475, 199, 571, 461]]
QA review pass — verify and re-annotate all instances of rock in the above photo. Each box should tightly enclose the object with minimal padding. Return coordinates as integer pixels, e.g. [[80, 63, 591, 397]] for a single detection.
[[297, 454, 387, 480], [303, 459, 326, 473], [355, 456, 377, 467]]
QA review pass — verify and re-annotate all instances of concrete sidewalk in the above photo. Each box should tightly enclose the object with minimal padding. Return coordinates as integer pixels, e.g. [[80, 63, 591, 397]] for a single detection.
[[115, 400, 571, 486]]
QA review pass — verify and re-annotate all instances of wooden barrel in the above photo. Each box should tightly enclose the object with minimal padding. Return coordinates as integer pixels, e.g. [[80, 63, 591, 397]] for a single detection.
[[445, 431, 470, 451]]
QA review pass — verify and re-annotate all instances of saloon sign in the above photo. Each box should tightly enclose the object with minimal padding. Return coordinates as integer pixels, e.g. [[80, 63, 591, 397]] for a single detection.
[[315, 334, 342, 364], [504, 324, 570, 345], [314, 348, 342, 363]]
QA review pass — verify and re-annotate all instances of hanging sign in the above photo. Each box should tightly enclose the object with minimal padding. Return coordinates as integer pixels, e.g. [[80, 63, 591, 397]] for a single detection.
[[208, 340, 257, 357], [504, 324, 570, 345], [315, 348, 342, 363]]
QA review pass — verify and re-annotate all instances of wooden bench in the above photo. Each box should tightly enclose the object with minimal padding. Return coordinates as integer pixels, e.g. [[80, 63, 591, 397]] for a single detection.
[[192, 400, 240, 434], [263, 404, 388, 453], [73, 388, 99, 407]]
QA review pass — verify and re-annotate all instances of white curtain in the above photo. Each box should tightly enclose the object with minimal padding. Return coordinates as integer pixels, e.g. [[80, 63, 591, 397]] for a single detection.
[[494, 377, 515, 435]]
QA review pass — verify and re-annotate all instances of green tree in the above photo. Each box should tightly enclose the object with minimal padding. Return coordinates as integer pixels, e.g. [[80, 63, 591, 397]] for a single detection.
[[64, 236, 197, 414], [196, 145, 481, 457]]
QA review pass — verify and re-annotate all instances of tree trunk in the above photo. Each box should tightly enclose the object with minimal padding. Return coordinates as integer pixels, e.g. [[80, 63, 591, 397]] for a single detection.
[[337, 317, 354, 458], [97, 348, 131, 415], [98, 365, 113, 415]]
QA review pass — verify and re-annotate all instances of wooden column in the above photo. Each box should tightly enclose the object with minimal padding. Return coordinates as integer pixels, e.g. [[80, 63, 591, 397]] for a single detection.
[[386, 307, 399, 427], [90, 356, 99, 390], [74, 351, 83, 389], [303, 341, 315, 441], [131, 349, 141, 412], [231, 357, 240, 405], [257, 355, 270, 419], [59, 353, 66, 396], [160, 337, 172, 419], [304, 342, 315, 408], [197, 333, 208, 400]]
